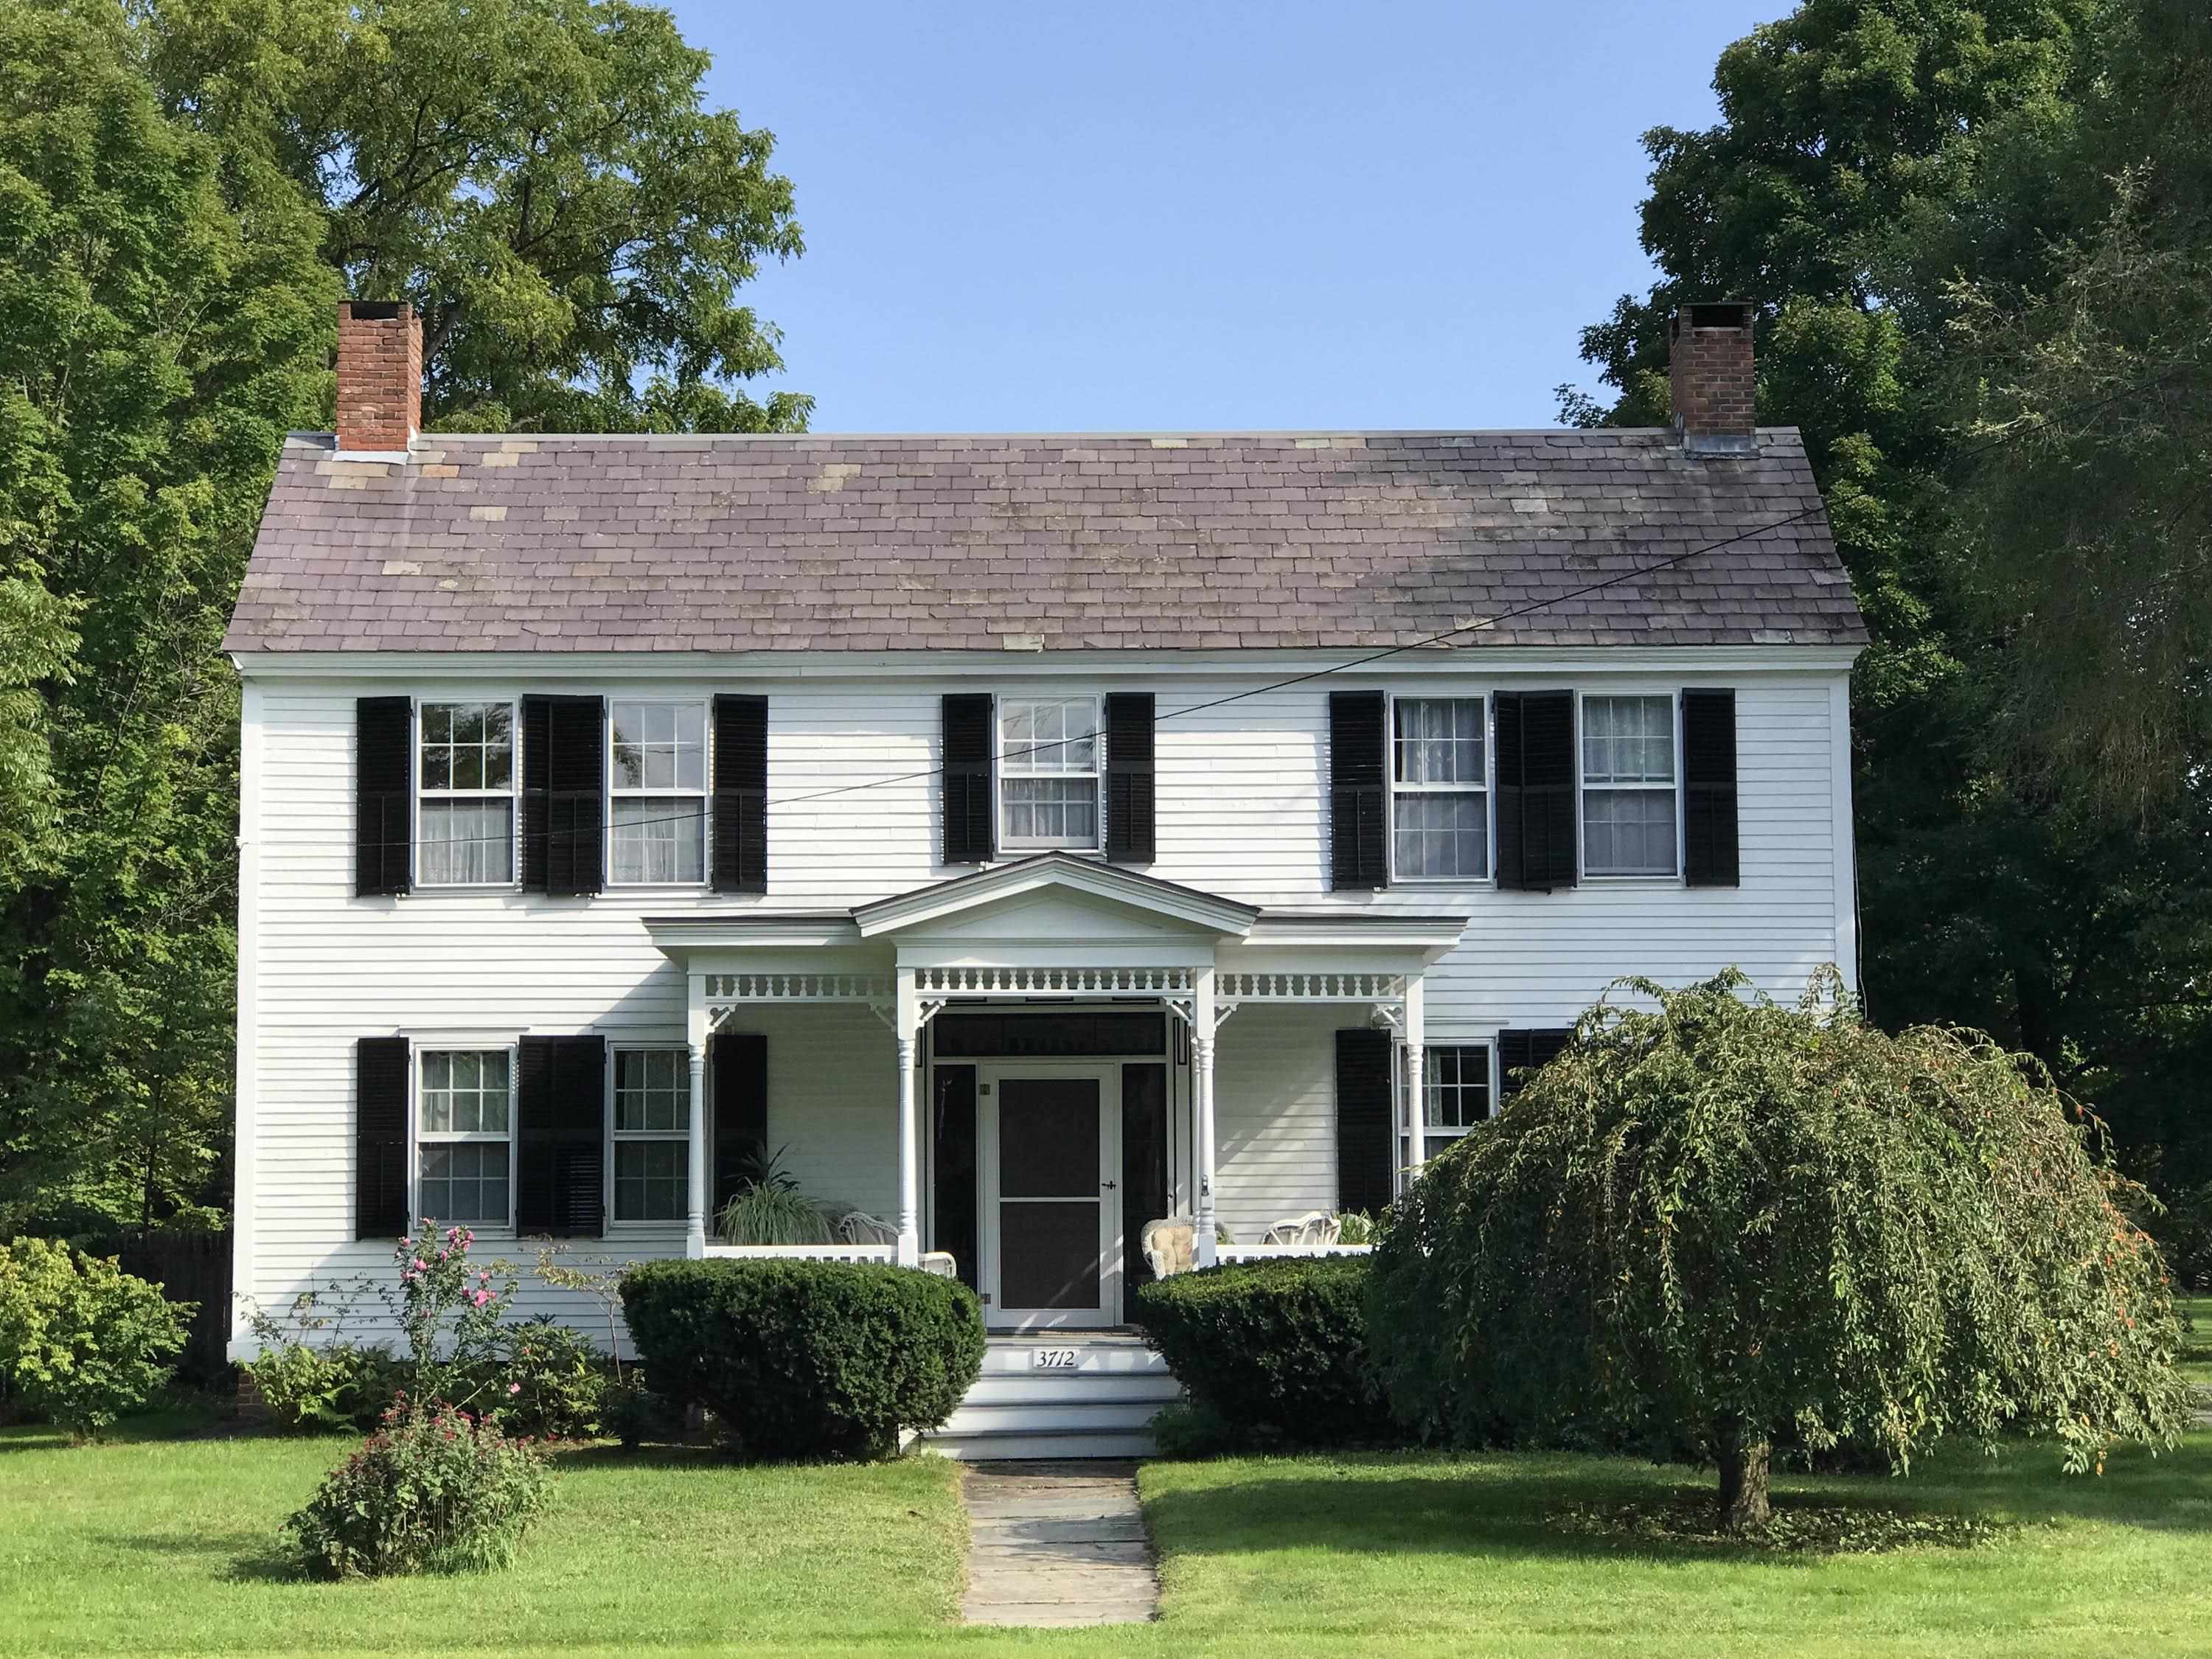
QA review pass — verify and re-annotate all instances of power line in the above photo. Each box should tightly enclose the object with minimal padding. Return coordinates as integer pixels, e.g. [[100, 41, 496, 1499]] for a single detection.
[[382, 364, 2194, 849]]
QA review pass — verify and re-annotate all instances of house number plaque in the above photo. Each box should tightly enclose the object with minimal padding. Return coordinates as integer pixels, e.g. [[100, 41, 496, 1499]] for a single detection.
[[1030, 1348, 1081, 1370]]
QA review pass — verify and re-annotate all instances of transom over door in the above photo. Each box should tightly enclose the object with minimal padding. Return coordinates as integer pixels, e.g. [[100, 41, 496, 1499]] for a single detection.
[[984, 1069, 1116, 1329]]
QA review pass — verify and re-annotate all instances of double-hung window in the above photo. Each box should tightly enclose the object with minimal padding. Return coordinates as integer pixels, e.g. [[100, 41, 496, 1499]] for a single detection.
[[998, 697, 1101, 851], [611, 1048, 689, 1222], [418, 703, 516, 885], [1581, 695, 1680, 876], [417, 1049, 513, 1225], [609, 701, 707, 885], [1391, 698, 1488, 880], [1402, 1043, 1492, 1166]]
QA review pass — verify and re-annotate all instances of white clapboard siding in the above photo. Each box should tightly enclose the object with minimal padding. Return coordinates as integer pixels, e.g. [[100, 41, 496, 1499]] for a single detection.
[[237, 662, 1852, 1349]]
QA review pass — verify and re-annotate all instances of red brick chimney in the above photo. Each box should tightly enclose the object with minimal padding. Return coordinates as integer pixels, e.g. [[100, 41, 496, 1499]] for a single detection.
[[1669, 300, 1756, 453], [335, 301, 422, 456]]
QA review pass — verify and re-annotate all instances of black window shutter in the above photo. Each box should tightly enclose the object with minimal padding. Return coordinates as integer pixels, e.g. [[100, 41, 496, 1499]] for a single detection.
[[1495, 691, 1577, 891], [355, 1036, 411, 1239], [711, 1032, 768, 1218], [942, 694, 995, 865], [516, 1035, 605, 1237], [1329, 691, 1388, 890], [522, 695, 605, 896], [1334, 1028, 1395, 1214], [712, 695, 768, 893], [355, 698, 413, 896], [1104, 692, 1155, 864], [1498, 1027, 1573, 1102], [1683, 689, 1739, 888]]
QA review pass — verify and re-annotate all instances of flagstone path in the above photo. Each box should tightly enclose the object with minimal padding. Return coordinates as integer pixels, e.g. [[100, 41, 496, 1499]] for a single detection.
[[960, 1461, 1160, 1628]]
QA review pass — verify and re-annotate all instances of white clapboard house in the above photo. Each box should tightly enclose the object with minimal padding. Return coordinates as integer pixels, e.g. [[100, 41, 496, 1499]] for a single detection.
[[223, 300, 1865, 1455]]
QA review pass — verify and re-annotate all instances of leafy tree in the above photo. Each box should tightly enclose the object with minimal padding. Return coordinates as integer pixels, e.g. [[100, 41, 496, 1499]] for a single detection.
[[0, 0, 807, 1234], [1565, 0, 2212, 1239], [137, 0, 811, 433], [1368, 972, 2191, 1532]]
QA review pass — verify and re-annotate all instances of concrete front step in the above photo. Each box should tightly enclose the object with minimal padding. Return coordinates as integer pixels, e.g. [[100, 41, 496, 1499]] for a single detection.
[[922, 1333, 1180, 1461]]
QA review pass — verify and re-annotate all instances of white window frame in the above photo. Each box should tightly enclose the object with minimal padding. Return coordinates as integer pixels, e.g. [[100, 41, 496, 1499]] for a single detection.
[[1576, 689, 1686, 882], [606, 1045, 692, 1228], [414, 698, 521, 889], [995, 693, 1104, 855], [1397, 1040, 1495, 1174], [1386, 693, 1495, 885], [605, 699, 712, 888], [409, 1039, 519, 1232]]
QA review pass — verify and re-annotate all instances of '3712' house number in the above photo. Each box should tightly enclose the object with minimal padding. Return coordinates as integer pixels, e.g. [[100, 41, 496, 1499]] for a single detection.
[[1030, 1348, 1081, 1370]]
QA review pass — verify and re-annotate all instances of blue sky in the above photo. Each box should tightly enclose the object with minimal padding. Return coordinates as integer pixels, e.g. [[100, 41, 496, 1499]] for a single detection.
[[684, 4, 1787, 433]]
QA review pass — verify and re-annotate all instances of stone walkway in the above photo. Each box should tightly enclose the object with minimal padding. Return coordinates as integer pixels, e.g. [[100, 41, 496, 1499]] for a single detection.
[[961, 1461, 1159, 1628]]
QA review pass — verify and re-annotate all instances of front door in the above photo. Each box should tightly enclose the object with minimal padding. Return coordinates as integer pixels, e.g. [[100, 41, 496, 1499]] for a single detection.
[[980, 1063, 1118, 1330]]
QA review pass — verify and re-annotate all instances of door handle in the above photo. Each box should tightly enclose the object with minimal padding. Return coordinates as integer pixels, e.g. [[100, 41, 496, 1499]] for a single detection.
[[1101, 1180, 1118, 1191]]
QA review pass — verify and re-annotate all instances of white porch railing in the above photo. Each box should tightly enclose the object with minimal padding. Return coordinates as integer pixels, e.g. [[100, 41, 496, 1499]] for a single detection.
[[703, 1243, 898, 1264], [1216, 1243, 1374, 1263]]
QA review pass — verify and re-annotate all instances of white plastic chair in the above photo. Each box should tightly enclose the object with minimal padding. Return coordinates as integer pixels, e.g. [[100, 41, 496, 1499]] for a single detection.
[[1261, 1211, 1340, 1247], [836, 1209, 898, 1246]]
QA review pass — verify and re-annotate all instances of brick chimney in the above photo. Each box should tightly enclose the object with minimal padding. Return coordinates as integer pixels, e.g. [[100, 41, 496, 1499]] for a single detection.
[[335, 301, 422, 456], [1669, 300, 1756, 454]]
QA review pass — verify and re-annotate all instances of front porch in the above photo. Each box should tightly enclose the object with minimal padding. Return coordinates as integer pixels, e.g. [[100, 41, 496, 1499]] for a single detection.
[[646, 855, 1467, 1332]]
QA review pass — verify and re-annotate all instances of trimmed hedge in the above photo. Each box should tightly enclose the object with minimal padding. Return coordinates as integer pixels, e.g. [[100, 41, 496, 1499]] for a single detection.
[[619, 1259, 984, 1461], [1132, 1256, 1393, 1448]]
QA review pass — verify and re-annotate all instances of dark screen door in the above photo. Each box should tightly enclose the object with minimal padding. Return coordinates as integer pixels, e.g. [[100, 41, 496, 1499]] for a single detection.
[[997, 1077, 1105, 1316]]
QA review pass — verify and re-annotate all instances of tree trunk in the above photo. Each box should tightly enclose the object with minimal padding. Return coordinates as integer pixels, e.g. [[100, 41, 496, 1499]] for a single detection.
[[1716, 1419, 1772, 1533]]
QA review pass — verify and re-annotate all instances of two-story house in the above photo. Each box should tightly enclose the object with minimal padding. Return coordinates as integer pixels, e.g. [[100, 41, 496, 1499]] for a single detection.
[[223, 299, 1864, 1454]]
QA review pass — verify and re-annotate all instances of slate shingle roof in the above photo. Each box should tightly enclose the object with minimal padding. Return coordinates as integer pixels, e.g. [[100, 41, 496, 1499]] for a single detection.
[[223, 428, 1866, 654]]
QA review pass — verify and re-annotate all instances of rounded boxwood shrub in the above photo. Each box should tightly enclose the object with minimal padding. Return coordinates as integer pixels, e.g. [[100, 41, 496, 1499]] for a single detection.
[[1132, 1256, 1391, 1449], [619, 1259, 985, 1461]]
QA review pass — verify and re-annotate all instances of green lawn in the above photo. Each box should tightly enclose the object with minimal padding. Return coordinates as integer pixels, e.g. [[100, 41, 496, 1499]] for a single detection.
[[2177, 1295, 2212, 1384], [4, 1416, 2211, 1658]]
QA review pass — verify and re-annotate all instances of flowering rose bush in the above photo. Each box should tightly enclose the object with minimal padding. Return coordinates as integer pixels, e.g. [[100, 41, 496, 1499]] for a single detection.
[[393, 1221, 518, 1412], [282, 1395, 554, 1578]]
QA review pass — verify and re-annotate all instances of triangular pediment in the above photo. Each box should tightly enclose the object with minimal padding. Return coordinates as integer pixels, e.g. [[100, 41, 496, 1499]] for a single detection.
[[852, 853, 1257, 940]]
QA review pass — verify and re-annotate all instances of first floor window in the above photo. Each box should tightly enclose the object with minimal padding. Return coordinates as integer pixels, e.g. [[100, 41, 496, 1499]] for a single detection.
[[999, 696, 1101, 850], [612, 1048, 689, 1221], [1582, 695, 1678, 876], [610, 702, 708, 883], [1409, 1044, 1492, 1164], [417, 1048, 512, 1223], [1392, 698, 1488, 879], [419, 702, 515, 885]]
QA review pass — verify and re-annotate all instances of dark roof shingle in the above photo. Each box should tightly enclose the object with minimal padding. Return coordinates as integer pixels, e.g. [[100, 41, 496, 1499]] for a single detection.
[[223, 428, 1866, 653]]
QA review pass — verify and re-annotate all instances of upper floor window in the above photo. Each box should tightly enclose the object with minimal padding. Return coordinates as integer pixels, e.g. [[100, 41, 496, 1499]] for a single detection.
[[611, 1048, 689, 1222], [610, 702, 707, 885], [999, 696, 1100, 852], [417, 1048, 512, 1225], [419, 703, 515, 886], [1420, 1043, 1491, 1161], [1392, 698, 1488, 880], [1582, 695, 1678, 876]]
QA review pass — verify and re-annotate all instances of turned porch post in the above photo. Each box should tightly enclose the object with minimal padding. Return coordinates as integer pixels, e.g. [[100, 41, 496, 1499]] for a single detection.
[[893, 967, 922, 1267], [686, 971, 709, 1259], [1399, 974, 1427, 1194], [1193, 967, 1219, 1267]]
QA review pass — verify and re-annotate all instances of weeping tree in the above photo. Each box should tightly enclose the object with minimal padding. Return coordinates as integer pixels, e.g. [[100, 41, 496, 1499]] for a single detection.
[[1368, 970, 2191, 1532]]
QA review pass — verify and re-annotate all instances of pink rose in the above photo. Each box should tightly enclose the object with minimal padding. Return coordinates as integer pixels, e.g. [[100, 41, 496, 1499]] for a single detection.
[[509, 1382, 521, 1395]]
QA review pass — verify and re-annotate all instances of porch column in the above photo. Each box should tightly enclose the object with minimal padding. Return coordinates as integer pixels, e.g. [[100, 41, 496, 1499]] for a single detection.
[[1399, 973, 1427, 1195], [686, 972, 709, 1259], [1194, 967, 1218, 1267], [892, 967, 922, 1267]]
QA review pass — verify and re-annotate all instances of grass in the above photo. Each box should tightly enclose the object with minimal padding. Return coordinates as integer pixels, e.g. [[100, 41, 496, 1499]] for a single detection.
[[2177, 1294, 2212, 1384], [4, 1414, 2212, 1657]]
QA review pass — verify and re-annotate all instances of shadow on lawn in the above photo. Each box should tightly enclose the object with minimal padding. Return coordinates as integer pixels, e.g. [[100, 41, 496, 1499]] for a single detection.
[[1145, 1441, 2212, 1563]]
